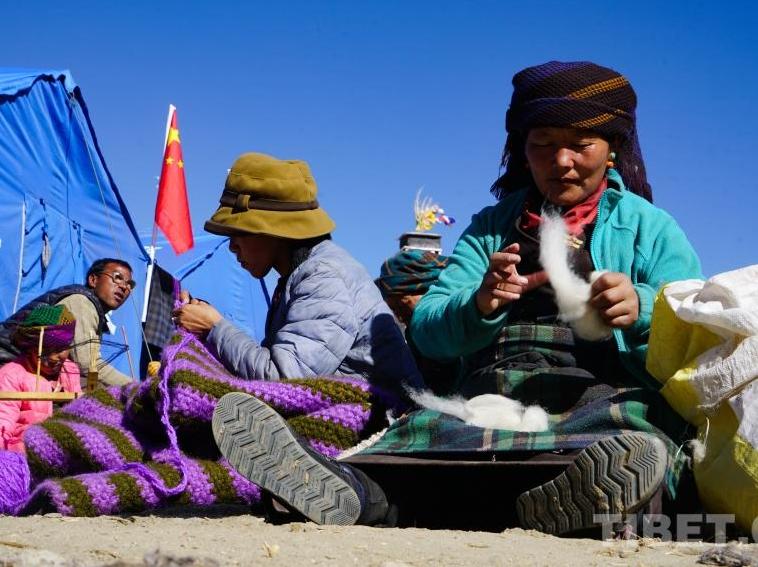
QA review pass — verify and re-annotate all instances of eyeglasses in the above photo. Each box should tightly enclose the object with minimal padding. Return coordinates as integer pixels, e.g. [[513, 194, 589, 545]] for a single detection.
[[98, 271, 137, 291]]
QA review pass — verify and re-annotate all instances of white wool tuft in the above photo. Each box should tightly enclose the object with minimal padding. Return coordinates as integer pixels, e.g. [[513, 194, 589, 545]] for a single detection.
[[520, 405, 551, 432], [408, 390, 549, 432], [408, 389, 471, 422], [538, 212, 612, 341], [688, 438, 707, 464]]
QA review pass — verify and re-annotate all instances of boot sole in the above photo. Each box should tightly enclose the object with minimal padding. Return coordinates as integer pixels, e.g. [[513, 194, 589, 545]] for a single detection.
[[212, 392, 361, 525], [516, 433, 667, 536]]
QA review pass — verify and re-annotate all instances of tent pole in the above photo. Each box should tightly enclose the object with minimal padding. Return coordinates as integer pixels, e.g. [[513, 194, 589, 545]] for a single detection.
[[141, 105, 175, 323], [141, 240, 157, 323]]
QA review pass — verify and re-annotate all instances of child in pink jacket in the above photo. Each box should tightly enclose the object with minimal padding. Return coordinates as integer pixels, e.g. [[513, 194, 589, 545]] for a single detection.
[[0, 304, 80, 452]]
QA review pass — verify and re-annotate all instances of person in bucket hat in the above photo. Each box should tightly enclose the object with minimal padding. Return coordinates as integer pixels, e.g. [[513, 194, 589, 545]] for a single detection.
[[203, 152, 335, 241], [174, 152, 421, 396]]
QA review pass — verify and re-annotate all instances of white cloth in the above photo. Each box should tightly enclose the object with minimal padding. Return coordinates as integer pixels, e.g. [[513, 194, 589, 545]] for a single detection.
[[662, 265, 758, 412]]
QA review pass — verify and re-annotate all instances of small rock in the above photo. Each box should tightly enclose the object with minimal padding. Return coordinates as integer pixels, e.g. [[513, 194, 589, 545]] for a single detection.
[[698, 544, 758, 567], [262, 542, 280, 559]]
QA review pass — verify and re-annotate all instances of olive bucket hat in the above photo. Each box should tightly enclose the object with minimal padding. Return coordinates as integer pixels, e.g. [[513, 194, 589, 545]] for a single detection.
[[204, 152, 336, 239]]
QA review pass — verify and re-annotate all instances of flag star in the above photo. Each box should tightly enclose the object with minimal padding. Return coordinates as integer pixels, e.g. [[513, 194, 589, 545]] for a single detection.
[[167, 127, 181, 146], [177, 160, 184, 168], [166, 156, 174, 165]]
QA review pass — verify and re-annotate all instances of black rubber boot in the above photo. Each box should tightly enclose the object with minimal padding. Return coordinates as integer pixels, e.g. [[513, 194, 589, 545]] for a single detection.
[[212, 392, 389, 526], [516, 432, 668, 536]]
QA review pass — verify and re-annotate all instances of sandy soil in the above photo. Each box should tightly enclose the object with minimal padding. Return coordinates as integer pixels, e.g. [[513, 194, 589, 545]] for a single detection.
[[1, 507, 755, 567]]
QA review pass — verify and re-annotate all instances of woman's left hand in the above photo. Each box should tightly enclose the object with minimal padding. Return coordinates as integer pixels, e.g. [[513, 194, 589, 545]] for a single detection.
[[172, 303, 223, 336], [589, 272, 639, 328]]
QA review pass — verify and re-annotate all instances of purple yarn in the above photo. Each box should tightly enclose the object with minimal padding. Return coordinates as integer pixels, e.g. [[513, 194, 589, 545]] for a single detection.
[[62, 421, 127, 470], [308, 440, 342, 459], [106, 332, 191, 499], [130, 470, 161, 508], [0, 451, 30, 514], [167, 321, 225, 374], [168, 358, 330, 414], [171, 384, 217, 421], [179, 457, 216, 506], [130, 377, 158, 405], [220, 459, 261, 505], [309, 403, 370, 431], [150, 449, 215, 506], [168, 359, 246, 390], [23, 425, 68, 475], [318, 374, 371, 390], [4, 323, 380, 516], [34, 479, 74, 515], [147, 331, 191, 497], [247, 382, 329, 414], [79, 473, 119, 515], [107, 384, 130, 398], [167, 358, 337, 416], [60, 397, 123, 426]]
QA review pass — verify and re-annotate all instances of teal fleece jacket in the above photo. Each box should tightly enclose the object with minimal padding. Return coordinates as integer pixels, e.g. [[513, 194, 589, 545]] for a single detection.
[[411, 170, 703, 383]]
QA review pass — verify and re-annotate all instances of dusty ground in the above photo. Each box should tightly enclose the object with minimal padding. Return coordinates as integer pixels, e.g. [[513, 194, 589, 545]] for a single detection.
[[1, 508, 756, 567]]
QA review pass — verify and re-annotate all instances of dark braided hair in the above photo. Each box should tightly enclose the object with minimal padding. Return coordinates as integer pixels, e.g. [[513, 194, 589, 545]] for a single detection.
[[490, 61, 652, 203]]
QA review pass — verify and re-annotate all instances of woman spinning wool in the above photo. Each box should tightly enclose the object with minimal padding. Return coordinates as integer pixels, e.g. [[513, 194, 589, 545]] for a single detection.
[[407, 60, 702, 533]]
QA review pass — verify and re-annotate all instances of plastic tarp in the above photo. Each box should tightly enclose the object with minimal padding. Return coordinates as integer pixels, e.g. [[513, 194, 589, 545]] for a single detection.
[[143, 234, 269, 342], [647, 265, 758, 532], [0, 68, 149, 376]]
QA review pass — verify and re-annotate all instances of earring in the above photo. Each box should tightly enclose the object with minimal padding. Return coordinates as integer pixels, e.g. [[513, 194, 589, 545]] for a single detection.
[[606, 151, 616, 169]]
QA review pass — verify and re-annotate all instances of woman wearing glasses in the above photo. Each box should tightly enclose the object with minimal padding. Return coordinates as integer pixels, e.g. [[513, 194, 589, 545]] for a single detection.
[[0, 304, 81, 453]]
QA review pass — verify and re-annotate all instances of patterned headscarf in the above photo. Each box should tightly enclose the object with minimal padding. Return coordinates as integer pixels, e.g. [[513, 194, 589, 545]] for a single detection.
[[493, 61, 652, 202], [12, 305, 76, 353], [376, 250, 449, 297]]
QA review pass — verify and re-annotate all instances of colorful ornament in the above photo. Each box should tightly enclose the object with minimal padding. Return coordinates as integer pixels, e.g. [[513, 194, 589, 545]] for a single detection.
[[414, 188, 456, 232]]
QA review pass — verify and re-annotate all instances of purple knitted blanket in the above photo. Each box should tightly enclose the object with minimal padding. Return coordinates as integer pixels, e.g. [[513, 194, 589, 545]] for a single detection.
[[0, 331, 393, 516]]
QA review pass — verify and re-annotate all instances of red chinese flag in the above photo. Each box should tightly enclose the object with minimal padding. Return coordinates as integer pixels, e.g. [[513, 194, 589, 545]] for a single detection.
[[155, 106, 193, 254]]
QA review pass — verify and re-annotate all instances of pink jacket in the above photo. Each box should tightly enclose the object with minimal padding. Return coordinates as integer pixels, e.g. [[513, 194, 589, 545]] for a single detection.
[[0, 358, 81, 452]]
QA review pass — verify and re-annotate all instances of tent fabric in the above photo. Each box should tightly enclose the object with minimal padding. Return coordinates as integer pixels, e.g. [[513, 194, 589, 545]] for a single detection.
[[0, 68, 149, 377], [143, 234, 269, 342]]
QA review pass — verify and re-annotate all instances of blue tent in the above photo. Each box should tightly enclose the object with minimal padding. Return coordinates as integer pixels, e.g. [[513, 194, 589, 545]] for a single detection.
[[0, 68, 271, 377], [0, 68, 149, 376]]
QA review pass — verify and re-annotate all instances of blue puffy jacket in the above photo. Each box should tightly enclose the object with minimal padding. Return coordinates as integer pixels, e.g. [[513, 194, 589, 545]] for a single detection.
[[206, 240, 422, 395]]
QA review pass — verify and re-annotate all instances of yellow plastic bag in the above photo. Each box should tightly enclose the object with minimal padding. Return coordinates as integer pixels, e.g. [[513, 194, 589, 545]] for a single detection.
[[647, 266, 758, 532]]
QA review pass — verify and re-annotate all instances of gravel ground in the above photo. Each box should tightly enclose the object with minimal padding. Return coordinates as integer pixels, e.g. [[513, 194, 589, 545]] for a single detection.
[[2, 508, 755, 567]]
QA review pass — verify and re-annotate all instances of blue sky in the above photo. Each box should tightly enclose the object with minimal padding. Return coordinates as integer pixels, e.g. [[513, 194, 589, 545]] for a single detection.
[[3, 0, 757, 279]]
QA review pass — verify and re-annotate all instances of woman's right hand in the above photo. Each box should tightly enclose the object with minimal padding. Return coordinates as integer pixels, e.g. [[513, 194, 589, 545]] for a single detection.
[[475, 243, 530, 316], [174, 289, 221, 336]]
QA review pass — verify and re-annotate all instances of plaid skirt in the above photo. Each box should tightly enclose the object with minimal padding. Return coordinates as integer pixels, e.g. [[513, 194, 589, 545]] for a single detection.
[[362, 324, 692, 496]]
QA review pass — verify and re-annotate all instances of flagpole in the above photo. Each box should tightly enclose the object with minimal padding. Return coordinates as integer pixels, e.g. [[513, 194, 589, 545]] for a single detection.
[[141, 104, 176, 323]]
